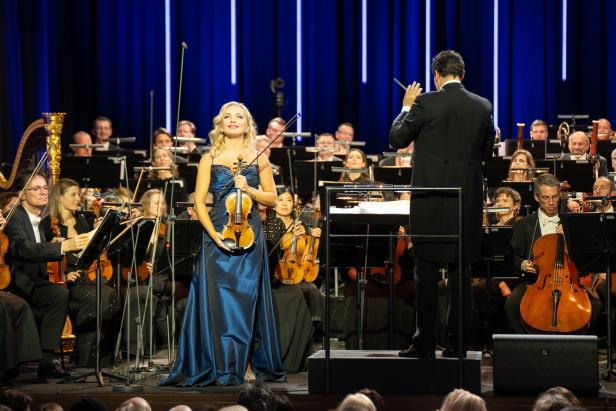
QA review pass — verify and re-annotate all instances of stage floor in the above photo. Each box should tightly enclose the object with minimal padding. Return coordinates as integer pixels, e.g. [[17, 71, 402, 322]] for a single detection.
[[6, 349, 616, 411]]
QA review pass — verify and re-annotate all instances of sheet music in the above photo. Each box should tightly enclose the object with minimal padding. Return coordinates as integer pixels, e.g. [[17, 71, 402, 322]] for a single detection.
[[330, 200, 410, 215]]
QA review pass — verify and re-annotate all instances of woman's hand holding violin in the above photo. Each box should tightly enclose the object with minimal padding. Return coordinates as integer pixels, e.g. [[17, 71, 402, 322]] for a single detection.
[[234, 175, 249, 192], [310, 227, 321, 238], [292, 222, 306, 236], [213, 231, 231, 252]]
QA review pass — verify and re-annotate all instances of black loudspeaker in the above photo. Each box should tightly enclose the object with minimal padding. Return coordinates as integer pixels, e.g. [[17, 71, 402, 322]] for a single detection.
[[493, 334, 598, 395]]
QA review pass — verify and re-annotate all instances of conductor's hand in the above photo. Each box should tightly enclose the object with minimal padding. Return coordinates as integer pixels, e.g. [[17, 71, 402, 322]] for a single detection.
[[521, 259, 537, 274], [66, 271, 81, 283], [234, 175, 249, 192], [403, 81, 422, 107], [61, 233, 90, 253]]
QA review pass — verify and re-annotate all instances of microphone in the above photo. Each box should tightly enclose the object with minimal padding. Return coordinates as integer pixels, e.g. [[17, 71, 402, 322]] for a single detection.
[[111, 137, 136, 145], [133, 166, 171, 171], [181, 42, 188, 49]]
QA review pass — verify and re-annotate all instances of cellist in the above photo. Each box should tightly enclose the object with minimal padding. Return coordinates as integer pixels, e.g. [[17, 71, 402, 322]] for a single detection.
[[41, 178, 119, 368], [503, 173, 602, 334]]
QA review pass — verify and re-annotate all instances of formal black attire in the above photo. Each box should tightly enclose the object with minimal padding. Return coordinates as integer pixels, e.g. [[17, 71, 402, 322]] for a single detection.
[[4, 205, 68, 368], [41, 214, 119, 366], [558, 153, 609, 177], [389, 81, 494, 354]]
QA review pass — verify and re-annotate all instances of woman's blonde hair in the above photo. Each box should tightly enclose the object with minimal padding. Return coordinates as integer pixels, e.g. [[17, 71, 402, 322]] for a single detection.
[[140, 188, 167, 218], [48, 178, 80, 223], [208, 101, 257, 158]]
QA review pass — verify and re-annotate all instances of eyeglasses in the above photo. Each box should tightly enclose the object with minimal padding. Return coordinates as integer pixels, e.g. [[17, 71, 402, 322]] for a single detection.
[[538, 194, 559, 203], [26, 185, 49, 193]]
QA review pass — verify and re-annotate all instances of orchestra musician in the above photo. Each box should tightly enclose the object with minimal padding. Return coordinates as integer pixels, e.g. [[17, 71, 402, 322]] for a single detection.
[[265, 117, 286, 149], [506, 149, 535, 182], [71, 131, 93, 157], [339, 148, 370, 183], [503, 173, 602, 333], [379, 142, 414, 167], [0, 192, 17, 215], [161, 101, 285, 386], [390, 50, 494, 359], [334, 123, 355, 155], [560, 131, 608, 176], [150, 147, 181, 180], [41, 178, 119, 368], [529, 119, 548, 141], [597, 118, 613, 141], [3, 172, 89, 379], [262, 190, 323, 328], [92, 116, 122, 152], [177, 120, 200, 153], [314, 133, 342, 162]]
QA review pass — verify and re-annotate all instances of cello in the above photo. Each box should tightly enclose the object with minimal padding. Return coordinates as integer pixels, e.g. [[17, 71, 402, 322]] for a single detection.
[[519, 232, 591, 333]]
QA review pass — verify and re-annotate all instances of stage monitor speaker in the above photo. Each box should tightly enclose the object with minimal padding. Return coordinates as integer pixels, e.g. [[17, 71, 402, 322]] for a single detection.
[[493, 334, 598, 395]]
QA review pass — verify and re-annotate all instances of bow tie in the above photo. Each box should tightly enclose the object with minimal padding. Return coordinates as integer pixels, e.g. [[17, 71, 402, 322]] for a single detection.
[[542, 215, 559, 224], [30, 215, 41, 225]]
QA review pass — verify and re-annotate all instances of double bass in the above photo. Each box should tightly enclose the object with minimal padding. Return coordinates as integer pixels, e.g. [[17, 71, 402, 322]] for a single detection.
[[520, 232, 591, 333]]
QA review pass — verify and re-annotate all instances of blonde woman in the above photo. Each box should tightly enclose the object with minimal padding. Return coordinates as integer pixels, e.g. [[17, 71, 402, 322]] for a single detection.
[[161, 101, 285, 386]]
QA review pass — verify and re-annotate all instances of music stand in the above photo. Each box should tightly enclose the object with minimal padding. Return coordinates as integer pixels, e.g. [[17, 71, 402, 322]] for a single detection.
[[553, 161, 595, 192], [294, 161, 339, 199], [60, 209, 122, 386], [156, 220, 202, 278], [61, 157, 121, 190], [372, 166, 412, 185], [504, 140, 546, 159], [500, 181, 536, 214], [483, 158, 510, 188], [561, 212, 616, 380]]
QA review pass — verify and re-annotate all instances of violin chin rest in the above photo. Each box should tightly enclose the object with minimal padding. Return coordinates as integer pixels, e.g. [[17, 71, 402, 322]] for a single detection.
[[222, 238, 242, 254]]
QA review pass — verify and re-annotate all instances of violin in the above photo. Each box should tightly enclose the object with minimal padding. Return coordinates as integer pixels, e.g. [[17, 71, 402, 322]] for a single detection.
[[221, 155, 255, 251], [275, 199, 308, 284], [47, 217, 67, 284], [298, 210, 322, 283], [519, 233, 591, 333]]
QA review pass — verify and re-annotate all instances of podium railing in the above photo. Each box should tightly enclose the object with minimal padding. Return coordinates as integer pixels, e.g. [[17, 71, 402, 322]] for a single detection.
[[322, 184, 463, 393]]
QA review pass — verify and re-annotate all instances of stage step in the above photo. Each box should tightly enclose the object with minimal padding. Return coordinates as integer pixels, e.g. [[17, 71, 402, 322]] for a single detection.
[[308, 350, 482, 395]]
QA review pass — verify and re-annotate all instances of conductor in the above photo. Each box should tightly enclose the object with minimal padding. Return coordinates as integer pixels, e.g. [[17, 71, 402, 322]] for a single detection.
[[389, 50, 494, 358]]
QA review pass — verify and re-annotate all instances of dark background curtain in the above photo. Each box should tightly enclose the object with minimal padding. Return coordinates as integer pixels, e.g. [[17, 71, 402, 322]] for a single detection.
[[1, 0, 615, 167]]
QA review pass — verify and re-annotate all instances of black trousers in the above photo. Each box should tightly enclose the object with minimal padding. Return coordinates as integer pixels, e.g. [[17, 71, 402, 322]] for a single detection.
[[412, 258, 471, 352], [0, 291, 41, 375]]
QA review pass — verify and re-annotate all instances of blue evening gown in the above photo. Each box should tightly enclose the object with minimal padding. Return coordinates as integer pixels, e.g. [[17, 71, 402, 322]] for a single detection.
[[160, 164, 286, 386]]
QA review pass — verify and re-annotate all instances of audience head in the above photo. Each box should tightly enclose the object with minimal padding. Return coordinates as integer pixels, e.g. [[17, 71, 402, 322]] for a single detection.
[[0, 389, 34, 411], [73, 131, 93, 157], [168, 406, 192, 411], [237, 380, 277, 411], [274, 395, 294, 411], [355, 389, 384, 411], [611, 148, 616, 172], [70, 397, 107, 411], [191, 406, 217, 411], [92, 116, 113, 144], [336, 393, 376, 411], [532, 391, 576, 411], [530, 119, 548, 141], [439, 388, 486, 411], [115, 397, 151, 411]]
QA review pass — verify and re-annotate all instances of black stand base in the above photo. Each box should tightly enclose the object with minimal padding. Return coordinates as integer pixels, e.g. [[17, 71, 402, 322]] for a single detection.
[[113, 382, 144, 393], [59, 370, 124, 386], [308, 350, 481, 394]]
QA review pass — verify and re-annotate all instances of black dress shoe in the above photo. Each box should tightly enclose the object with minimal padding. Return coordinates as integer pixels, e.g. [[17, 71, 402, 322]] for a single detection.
[[442, 347, 466, 358], [398, 345, 435, 359], [37, 364, 71, 379]]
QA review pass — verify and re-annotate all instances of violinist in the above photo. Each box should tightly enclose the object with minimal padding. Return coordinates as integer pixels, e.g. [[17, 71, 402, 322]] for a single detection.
[[161, 101, 285, 386], [0, 192, 18, 215], [150, 147, 181, 180], [41, 178, 119, 368], [263, 190, 323, 326], [506, 149, 535, 182], [3, 172, 89, 379], [503, 173, 602, 333]]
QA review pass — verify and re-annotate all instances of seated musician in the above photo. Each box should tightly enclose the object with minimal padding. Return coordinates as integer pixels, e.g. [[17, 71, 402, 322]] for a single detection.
[[588, 176, 614, 213], [41, 178, 119, 368], [0, 212, 42, 384], [315, 133, 343, 162], [529, 119, 548, 141], [470, 187, 522, 348], [597, 118, 613, 141], [560, 131, 609, 176], [334, 122, 355, 155], [92, 116, 117, 151], [153, 128, 188, 164], [262, 190, 323, 331], [4, 172, 89, 379], [339, 148, 370, 183], [265, 117, 286, 148], [177, 120, 200, 153], [503, 173, 602, 334], [379, 142, 414, 167], [506, 149, 535, 182], [71, 131, 93, 157]]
